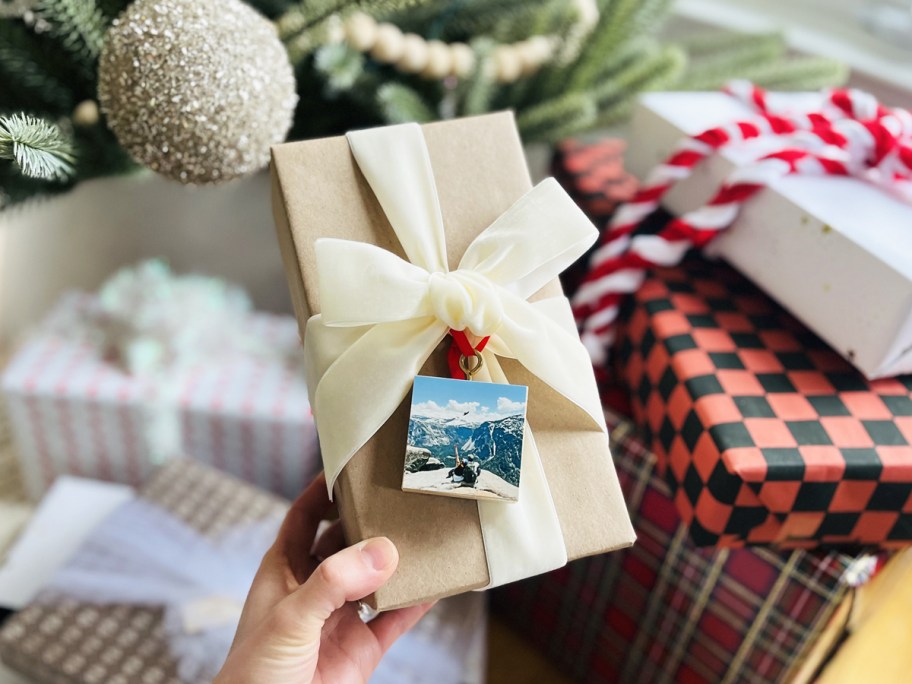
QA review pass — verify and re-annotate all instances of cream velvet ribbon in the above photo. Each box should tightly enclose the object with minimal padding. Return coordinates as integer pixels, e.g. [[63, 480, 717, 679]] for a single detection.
[[303, 123, 608, 587]]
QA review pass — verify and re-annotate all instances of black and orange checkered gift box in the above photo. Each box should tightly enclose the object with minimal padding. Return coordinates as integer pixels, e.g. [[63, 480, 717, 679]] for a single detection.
[[492, 414, 866, 683], [617, 256, 912, 547]]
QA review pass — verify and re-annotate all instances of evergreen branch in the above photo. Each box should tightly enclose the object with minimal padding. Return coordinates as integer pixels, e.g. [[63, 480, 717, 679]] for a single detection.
[[678, 32, 785, 91], [0, 19, 76, 114], [733, 55, 849, 90], [566, 0, 642, 90], [35, 0, 106, 65], [516, 91, 597, 142], [377, 82, 436, 122], [0, 113, 75, 181], [314, 42, 366, 92], [592, 44, 686, 124]]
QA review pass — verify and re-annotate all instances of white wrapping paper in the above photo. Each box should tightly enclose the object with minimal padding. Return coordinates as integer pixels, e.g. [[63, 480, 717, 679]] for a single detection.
[[627, 91, 912, 380]]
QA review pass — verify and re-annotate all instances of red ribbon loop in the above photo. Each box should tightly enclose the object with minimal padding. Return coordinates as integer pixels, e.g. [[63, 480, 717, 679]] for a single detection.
[[447, 329, 490, 379]]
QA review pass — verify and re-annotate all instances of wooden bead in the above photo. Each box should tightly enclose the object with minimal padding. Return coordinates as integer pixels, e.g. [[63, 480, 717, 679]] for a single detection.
[[493, 45, 522, 83], [344, 12, 377, 52], [422, 39, 451, 79], [72, 99, 100, 127], [518, 36, 553, 75], [371, 23, 405, 63], [449, 42, 475, 78], [397, 33, 429, 73]]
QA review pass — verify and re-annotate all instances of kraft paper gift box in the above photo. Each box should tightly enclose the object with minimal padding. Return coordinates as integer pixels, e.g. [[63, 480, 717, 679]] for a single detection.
[[492, 412, 870, 684], [618, 256, 912, 547], [2, 293, 320, 500], [271, 112, 636, 610], [0, 459, 287, 684], [625, 91, 912, 381]]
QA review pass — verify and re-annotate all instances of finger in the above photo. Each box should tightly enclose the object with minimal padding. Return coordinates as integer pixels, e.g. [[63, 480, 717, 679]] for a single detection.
[[368, 601, 436, 652], [312, 519, 347, 561], [273, 537, 399, 645], [277, 472, 332, 550]]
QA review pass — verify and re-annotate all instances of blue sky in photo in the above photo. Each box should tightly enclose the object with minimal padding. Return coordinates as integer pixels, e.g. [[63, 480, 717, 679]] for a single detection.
[[411, 375, 527, 424]]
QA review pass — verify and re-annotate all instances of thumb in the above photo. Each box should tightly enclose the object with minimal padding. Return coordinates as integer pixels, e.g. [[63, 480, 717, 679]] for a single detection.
[[276, 537, 399, 644]]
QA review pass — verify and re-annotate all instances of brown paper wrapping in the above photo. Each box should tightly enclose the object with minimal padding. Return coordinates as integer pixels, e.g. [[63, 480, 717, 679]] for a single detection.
[[271, 112, 635, 611]]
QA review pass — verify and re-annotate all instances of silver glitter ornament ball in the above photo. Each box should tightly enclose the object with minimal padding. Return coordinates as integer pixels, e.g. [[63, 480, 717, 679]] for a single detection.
[[98, 0, 297, 184]]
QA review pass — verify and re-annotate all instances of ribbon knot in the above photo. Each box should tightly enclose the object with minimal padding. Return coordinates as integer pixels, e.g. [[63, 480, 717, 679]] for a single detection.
[[427, 270, 504, 336]]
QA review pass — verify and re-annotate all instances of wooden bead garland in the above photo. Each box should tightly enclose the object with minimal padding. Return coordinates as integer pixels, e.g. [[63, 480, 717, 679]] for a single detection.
[[337, 5, 597, 83]]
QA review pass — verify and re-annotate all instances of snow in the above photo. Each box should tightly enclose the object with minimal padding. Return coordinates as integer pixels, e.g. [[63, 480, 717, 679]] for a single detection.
[[402, 469, 519, 502]]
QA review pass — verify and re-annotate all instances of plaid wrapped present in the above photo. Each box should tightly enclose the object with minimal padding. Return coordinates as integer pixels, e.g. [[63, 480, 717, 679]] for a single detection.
[[551, 139, 638, 299], [2, 293, 320, 500], [618, 257, 912, 547], [491, 415, 863, 684]]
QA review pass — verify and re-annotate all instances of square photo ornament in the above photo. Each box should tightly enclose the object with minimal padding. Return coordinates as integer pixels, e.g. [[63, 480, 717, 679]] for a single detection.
[[402, 375, 527, 503]]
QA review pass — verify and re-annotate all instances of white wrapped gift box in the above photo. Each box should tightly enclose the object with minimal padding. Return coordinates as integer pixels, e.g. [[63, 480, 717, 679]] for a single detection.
[[2, 293, 319, 500], [627, 91, 912, 380]]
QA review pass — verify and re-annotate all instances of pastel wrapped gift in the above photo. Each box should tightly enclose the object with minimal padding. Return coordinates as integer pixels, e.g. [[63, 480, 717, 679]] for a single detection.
[[271, 113, 635, 610], [2, 268, 320, 500]]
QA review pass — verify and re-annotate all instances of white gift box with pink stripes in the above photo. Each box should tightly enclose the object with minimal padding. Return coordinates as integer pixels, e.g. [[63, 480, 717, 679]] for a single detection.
[[626, 91, 912, 380], [2, 293, 320, 500]]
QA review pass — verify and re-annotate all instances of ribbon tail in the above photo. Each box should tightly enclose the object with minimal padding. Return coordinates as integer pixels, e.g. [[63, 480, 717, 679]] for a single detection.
[[307, 316, 449, 496], [493, 294, 607, 434], [474, 354, 567, 588]]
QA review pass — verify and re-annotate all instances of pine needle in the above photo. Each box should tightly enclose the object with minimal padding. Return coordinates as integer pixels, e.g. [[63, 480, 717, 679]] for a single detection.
[[35, 0, 106, 62], [0, 113, 75, 181]]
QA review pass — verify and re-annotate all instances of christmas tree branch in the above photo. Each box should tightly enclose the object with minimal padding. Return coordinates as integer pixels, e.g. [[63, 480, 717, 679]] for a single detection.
[[0, 113, 75, 181]]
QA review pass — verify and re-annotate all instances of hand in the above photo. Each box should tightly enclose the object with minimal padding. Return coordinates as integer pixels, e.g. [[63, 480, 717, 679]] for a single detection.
[[215, 473, 434, 684]]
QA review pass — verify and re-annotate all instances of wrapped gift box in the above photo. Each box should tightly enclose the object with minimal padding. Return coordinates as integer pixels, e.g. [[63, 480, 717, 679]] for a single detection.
[[0, 459, 287, 683], [492, 414, 867, 684], [625, 91, 912, 380], [271, 113, 634, 610], [2, 293, 320, 500], [618, 256, 912, 547]]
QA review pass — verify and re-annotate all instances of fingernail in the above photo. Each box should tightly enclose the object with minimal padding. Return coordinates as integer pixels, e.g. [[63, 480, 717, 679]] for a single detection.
[[360, 537, 396, 571]]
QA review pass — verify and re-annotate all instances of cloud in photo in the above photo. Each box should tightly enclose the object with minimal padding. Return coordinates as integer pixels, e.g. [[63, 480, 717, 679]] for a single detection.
[[497, 397, 525, 413], [413, 397, 524, 424]]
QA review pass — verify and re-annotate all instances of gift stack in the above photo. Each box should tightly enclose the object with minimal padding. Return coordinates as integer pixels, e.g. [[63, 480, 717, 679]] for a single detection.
[[488, 84, 912, 683], [2, 261, 320, 500], [491, 413, 862, 684], [566, 85, 912, 548]]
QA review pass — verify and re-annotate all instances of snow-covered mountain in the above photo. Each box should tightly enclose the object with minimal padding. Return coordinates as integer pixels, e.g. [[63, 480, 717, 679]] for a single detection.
[[408, 414, 523, 487], [461, 414, 523, 487]]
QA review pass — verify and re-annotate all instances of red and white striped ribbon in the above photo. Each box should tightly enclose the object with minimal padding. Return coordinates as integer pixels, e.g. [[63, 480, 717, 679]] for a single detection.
[[573, 80, 912, 366]]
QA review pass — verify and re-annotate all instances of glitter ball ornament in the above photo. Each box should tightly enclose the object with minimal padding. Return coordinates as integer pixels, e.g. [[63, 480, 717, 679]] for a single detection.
[[98, 0, 297, 184]]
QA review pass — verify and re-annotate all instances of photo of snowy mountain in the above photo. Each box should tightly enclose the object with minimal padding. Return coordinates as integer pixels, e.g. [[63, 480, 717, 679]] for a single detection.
[[402, 375, 527, 503]]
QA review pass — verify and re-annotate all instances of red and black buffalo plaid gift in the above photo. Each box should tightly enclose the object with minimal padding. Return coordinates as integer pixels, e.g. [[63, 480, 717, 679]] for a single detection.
[[551, 139, 638, 299], [618, 256, 912, 547], [491, 416, 863, 684]]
